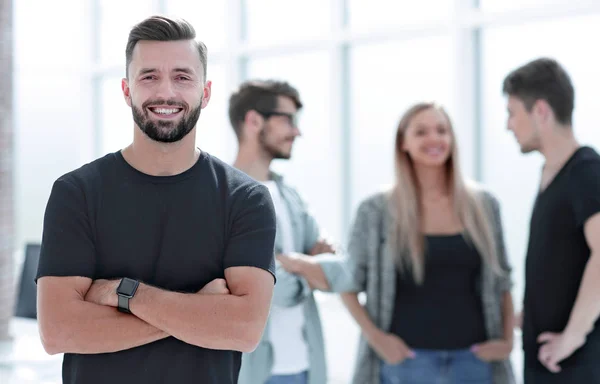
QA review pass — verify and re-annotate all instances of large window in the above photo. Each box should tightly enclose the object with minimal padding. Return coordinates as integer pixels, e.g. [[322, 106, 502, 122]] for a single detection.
[[244, 0, 332, 44], [166, 0, 228, 51], [98, 0, 154, 67], [480, 0, 572, 12], [247, 51, 342, 242], [195, 64, 234, 163], [100, 76, 132, 153], [348, 0, 453, 30], [350, 35, 456, 211]]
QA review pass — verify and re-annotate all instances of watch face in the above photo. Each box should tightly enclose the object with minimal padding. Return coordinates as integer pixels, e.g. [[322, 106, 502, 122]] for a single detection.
[[117, 278, 138, 296]]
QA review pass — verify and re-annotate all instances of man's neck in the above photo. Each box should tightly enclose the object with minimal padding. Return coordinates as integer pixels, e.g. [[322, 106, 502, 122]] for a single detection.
[[122, 128, 200, 176], [233, 146, 272, 182], [540, 126, 580, 171]]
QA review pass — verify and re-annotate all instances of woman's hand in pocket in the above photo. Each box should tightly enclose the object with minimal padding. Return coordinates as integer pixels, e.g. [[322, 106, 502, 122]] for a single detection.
[[471, 339, 513, 362], [368, 329, 416, 365]]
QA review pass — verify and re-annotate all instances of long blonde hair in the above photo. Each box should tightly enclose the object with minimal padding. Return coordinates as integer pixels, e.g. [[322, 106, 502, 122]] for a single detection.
[[390, 102, 501, 284]]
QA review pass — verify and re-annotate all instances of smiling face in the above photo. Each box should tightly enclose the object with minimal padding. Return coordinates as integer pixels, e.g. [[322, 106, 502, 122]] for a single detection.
[[122, 39, 211, 143], [401, 107, 453, 168]]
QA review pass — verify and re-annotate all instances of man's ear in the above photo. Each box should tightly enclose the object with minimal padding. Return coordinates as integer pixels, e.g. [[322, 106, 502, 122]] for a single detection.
[[533, 99, 553, 124], [201, 80, 212, 109], [244, 110, 264, 134], [122, 78, 132, 107]]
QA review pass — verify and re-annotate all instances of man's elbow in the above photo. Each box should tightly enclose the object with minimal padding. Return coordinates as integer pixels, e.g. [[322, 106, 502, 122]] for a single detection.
[[231, 307, 269, 353], [39, 321, 64, 355], [237, 321, 265, 353]]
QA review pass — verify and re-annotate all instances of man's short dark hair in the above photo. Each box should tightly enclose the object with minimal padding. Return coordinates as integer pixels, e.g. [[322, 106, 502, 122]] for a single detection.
[[125, 15, 208, 79], [228, 80, 303, 140], [502, 57, 575, 125]]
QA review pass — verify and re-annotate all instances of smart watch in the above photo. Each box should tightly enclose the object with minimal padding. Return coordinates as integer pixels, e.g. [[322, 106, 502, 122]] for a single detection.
[[116, 277, 139, 314]]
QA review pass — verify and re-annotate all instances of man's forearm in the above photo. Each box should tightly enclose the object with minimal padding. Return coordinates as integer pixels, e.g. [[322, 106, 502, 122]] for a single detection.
[[565, 253, 600, 338], [129, 283, 262, 352], [42, 300, 167, 355], [297, 261, 330, 291]]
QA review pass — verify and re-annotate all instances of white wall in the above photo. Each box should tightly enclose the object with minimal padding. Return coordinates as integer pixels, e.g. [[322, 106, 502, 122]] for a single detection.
[[14, 0, 94, 250]]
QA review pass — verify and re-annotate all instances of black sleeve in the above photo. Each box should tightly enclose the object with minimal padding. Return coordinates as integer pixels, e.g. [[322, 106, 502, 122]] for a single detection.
[[224, 184, 277, 282], [36, 177, 96, 282], [570, 160, 600, 228]]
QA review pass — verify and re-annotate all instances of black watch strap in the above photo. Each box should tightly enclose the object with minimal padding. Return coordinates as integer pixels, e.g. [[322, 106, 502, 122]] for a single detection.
[[118, 295, 131, 314], [116, 278, 139, 314]]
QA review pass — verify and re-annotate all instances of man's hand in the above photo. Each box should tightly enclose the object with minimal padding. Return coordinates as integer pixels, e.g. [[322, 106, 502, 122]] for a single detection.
[[309, 239, 336, 256], [368, 329, 415, 365], [198, 278, 230, 295], [537, 330, 586, 373], [277, 253, 329, 290], [84, 279, 119, 307], [471, 339, 513, 362]]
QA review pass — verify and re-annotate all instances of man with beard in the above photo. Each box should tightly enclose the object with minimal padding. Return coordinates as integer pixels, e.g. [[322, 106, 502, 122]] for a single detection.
[[230, 80, 350, 384], [35, 16, 277, 384]]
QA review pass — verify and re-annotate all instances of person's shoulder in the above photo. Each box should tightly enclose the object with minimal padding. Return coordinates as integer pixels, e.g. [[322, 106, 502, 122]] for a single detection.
[[465, 180, 500, 206], [565, 146, 600, 193], [270, 172, 306, 203], [356, 187, 393, 215], [203, 152, 270, 198], [570, 146, 600, 171], [54, 152, 120, 191]]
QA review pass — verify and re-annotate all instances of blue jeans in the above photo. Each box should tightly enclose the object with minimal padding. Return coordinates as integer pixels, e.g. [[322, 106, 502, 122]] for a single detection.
[[380, 349, 492, 384], [265, 371, 308, 384]]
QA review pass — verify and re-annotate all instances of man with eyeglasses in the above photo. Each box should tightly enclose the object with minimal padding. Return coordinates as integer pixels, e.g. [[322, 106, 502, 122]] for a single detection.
[[230, 80, 350, 384]]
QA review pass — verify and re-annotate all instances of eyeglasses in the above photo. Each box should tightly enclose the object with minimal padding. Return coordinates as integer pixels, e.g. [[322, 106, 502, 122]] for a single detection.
[[255, 110, 298, 128]]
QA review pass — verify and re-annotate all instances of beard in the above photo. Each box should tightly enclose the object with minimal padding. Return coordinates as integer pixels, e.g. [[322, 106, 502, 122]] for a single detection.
[[259, 126, 293, 160], [132, 98, 202, 143]]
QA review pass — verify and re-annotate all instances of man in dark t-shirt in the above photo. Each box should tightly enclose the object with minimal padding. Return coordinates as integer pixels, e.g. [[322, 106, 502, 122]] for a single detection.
[[36, 16, 277, 384], [503, 58, 600, 383]]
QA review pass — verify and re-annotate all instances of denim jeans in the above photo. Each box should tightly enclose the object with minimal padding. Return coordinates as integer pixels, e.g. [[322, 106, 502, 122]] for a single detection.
[[380, 348, 492, 384], [265, 371, 308, 384]]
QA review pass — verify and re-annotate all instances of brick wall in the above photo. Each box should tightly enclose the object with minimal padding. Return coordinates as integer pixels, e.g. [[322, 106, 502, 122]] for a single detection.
[[0, 0, 14, 340]]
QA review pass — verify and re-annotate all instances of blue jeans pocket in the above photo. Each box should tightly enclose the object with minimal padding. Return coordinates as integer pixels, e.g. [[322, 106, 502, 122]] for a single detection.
[[450, 351, 492, 383], [380, 350, 493, 384], [380, 356, 438, 384]]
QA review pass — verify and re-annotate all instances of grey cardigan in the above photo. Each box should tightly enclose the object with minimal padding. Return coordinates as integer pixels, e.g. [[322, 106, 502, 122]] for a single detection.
[[344, 190, 516, 384]]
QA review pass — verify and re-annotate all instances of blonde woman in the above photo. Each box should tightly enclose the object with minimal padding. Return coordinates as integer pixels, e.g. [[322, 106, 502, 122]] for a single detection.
[[341, 103, 516, 384]]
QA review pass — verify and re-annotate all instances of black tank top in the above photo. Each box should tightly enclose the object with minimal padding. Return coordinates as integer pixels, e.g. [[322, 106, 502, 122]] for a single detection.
[[389, 233, 487, 350]]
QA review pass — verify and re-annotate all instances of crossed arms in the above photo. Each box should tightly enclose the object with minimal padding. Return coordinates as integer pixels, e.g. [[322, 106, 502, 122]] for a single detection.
[[38, 267, 274, 355]]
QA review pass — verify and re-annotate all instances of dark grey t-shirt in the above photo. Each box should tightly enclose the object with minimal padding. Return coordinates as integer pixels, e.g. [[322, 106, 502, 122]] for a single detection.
[[36, 151, 276, 384], [523, 146, 600, 373]]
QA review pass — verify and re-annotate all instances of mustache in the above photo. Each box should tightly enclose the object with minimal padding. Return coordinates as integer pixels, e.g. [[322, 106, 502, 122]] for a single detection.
[[142, 99, 187, 109]]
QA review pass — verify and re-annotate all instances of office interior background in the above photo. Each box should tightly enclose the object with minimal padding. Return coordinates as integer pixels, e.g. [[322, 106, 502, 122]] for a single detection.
[[2, 0, 600, 383]]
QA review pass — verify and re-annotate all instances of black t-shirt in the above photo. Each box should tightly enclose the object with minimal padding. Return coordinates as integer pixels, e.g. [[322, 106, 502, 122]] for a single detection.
[[523, 146, 600, 370], [389, 234, 487, 350], [36, 151, 276, 384]]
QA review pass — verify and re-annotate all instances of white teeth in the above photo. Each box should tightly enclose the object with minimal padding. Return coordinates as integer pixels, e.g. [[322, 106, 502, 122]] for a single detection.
[[153, 108, 180, 115]]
